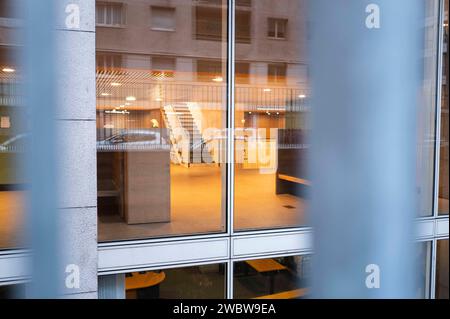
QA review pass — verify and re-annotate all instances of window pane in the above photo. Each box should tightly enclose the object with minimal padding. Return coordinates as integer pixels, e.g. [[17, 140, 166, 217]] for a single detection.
[[234, 0, 308, 231], [439, 0, 449, 215], [0, 0, 26, 250], [234, 255, 310, 299], [234, 0, 441, 231], [151, 7, 176, 31], [418, 0, 440, 217], [96, 0, 227, 242], [0, 284, 25, 299], [436, 239, 449, 299], [416, 241, 432, 298], [125, 264, 226, 299]]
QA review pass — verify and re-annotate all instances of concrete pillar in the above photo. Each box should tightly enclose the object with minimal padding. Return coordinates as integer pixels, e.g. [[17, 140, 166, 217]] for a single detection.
[[55, 0, 97, 299], [309, 0, 423, 298]]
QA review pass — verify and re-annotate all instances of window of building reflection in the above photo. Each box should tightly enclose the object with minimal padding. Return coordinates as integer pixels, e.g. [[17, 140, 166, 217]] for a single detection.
[[125, 264, 226, 299], [439, 0, 449, 215], [436, 239, 449, 299], [0, 0, 25, 250], [233, 255, 310, 299], [96, 0, 228, 242], [234, 0, 309, 230]]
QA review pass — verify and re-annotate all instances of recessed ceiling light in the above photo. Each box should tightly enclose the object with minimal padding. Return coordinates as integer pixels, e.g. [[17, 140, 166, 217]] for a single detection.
[[126, 96, 136, 101], [100, 93, 111, 97], [156, 98, 163, 102], [2, 67, 15, 73], [263, 88, 271, 93], [298, 94, 306, 99], [212, 76, 223, 82], [111, 82, 122, 87]]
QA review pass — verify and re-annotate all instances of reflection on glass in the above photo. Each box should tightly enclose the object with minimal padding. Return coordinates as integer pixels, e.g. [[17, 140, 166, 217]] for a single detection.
[[233, 255, 310, 299], [439, 0, 449, 215], [125, 264, 226, 299], [234, 0, 309, 230], [96, 0, 227, 241], [416, 241, 432, 298], [436, 239, 449, 299], [0, 0, 25, 249]]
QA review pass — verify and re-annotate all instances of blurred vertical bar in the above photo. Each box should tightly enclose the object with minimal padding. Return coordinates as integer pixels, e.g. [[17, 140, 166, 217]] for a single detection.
[[23, 0, 60, 298], [309, 0, 423, 298]]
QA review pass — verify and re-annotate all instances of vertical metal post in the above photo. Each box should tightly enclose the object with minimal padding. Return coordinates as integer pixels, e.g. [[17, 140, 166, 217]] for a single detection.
[[23, 0, 60, 298], [309, 0, 424, 298], [227, 0, 236, 236]]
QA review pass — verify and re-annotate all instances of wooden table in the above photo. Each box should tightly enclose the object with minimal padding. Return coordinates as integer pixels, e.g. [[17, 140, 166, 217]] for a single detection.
[[126, 271, 166, 298], [255, 288, 308, 299], [245, 259, 287, 294]]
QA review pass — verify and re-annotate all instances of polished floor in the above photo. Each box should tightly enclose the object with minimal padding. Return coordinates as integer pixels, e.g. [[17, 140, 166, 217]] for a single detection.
[[0, 191, 24, 249], [98, 164, 306, 242]]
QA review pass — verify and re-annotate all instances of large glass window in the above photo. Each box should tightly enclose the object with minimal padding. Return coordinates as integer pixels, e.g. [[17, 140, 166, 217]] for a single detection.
[[416, 241, 432, 298], [436, 239, 449, 299], [0, 0, 25, 250], [125, 264, 226, 299], [96, 0, 228, 242], [233, 255, 310, 299], [439, 0, 449, 215], [418, 0, 441, 217], [234, 0, 309, 231]]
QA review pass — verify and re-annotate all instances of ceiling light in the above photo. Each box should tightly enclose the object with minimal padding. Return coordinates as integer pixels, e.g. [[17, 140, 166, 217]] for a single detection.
[[100, 93, 111, 97], [126, 96, 136, 101], [298, 94, 306, 99], [111, 82, 122, 87], [156, 98, 163, 102], [212, 77, 223, 82], [263, 88, 271, 93], [2, 67, 15, 73]]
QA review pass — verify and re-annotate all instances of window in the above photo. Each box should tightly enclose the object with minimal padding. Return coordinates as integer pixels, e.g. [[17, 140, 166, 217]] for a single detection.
[[416, 241, 432, 298], [268, 64, 287, 84], [0, 284, 25, 299], [124, 264, 226, 299], [436, 239, 449, 299], [151, 6, 175, 31], [268, 18, 287, 39], [151, 57, 175, 79], [196, 59, 224, 82], [236, 10, 251, 43], [439, 0, 449, 215], [96, 53, 122, 72], [195, 6, 223, 41], [96, 0, 227, 242], [96, 2, 125, 27], [234, 255, 310, 299]]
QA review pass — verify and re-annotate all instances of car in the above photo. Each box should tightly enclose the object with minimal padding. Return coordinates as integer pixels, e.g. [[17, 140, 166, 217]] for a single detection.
[[96, 129, 169, 150]]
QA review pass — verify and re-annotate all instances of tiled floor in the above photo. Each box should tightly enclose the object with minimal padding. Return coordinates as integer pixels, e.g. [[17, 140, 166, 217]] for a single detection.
[[98, 164, 306, 242]]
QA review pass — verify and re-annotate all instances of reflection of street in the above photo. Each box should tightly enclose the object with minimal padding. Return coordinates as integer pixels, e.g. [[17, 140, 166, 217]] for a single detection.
[[0, 191, 24, 249]]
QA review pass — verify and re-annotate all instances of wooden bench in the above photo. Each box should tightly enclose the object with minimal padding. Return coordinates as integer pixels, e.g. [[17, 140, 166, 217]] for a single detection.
[[255, 288, 308, 299]]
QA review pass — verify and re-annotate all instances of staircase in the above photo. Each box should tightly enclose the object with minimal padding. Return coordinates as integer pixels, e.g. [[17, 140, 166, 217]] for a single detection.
[[162, 103, 214, 166]]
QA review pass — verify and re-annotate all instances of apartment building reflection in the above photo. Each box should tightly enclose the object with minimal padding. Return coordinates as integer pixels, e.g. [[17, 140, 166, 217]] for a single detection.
[[96, 0, 309, 241]]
